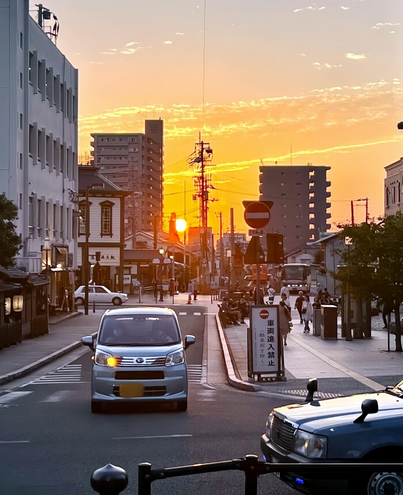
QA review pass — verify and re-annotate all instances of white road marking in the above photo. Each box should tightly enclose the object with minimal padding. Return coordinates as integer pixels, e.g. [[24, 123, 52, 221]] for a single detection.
[[30, 364, 82, 384], [178, 312, 187, 315], [0, 440, 30, 444], [193, 312, 201, 316], [112, 434, 192, 440], [40, 391, 73, 402], [0, 391, 32, 405]]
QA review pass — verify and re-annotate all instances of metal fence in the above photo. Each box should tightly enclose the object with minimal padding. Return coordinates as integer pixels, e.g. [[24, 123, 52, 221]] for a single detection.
[[89, 454, 403, 494]]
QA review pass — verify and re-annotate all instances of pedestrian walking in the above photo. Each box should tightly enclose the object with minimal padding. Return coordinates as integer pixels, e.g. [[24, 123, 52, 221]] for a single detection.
[[280, 285, 290, 298], [280, 292, 291, 313], [267, 284, 276, 305], [279, 300, 292, 346], [295, 291, 304, 323], [187, 280, 194, 299], [302, 294, 313, 333], [193, 279, 199, 300], [382, 300, 394, 329]]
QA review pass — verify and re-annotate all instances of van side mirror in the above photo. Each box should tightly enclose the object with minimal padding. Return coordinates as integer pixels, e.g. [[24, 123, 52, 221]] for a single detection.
[[184, 335, 195, 350], [81, 335, 95, 352]]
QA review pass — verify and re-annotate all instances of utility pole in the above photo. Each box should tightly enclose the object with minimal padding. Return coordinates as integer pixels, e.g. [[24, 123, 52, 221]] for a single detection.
[[216, 212, 223, 283], [230, 208, 235, 292], [189, 135, 214, 293]]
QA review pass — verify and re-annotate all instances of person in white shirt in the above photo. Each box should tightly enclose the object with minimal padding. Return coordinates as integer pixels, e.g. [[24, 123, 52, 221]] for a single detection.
[[302, 295, 313, 333], [280, 285, 290, 298]]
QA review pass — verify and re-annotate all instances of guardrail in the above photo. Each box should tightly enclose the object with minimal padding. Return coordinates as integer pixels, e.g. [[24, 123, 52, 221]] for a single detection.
[[89, 455, 403, 494]]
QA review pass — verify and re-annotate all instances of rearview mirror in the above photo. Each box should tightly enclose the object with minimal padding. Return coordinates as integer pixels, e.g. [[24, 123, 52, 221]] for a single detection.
[[184, 335, 196, 350]]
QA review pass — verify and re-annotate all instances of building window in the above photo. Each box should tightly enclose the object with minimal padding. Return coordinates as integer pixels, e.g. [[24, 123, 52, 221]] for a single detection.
[[20, 32, 23, 49], [19, 113, 23, 129], [100, 201, 114, 237], [19, 153, 23, 170], [28, 196, 33, 235], [19, 72, 23, 89]]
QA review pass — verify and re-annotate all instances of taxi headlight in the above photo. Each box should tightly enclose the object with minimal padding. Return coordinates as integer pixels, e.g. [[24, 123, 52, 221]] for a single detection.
[[165, 349, 185, 366], [265, 412, 274, 438], [294, 430, 327, 459], [95, 350, 118, 367]]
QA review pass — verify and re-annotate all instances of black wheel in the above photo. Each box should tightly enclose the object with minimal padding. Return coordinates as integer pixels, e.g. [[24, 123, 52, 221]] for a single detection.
[[176, 400, 188, 412], [75, 297, 84, 306], [366, 471, 403, 495], [112, 297, 122, 306], [348, 461, 403, 495], [91, 401, 103, 413]]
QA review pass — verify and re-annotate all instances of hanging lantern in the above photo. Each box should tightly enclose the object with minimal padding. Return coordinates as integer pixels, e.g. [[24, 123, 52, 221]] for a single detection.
[[5, 297, 11, 315], [13, 295, 23, 312]]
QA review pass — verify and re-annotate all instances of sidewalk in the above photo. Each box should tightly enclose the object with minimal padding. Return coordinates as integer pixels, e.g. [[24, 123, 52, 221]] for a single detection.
[[221, 299, 403, 396], [0, 292, 402, 397]]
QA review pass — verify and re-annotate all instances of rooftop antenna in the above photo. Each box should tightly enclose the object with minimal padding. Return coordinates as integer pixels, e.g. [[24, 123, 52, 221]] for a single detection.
[[35, 4, 59, 45]]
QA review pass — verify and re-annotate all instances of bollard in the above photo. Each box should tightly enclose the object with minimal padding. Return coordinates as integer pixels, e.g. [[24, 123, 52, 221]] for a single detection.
[[139, 285, 142, 304], [91, 463, 128, 494], [93, 300, 96, 313]]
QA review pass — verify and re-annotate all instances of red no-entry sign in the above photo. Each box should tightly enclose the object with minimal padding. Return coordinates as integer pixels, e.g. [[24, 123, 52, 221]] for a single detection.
[[244, 202, 271, 228]]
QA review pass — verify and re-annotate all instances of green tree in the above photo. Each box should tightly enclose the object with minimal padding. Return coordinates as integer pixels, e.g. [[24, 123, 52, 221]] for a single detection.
[[332, 214, 403, 352], [0, 193, 21, 267]]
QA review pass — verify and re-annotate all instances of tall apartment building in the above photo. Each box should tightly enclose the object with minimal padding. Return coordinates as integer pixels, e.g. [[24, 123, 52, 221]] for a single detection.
[[260, 165, 331, 254], [0, 2, 78, 279], [91, 120, 164, 237]]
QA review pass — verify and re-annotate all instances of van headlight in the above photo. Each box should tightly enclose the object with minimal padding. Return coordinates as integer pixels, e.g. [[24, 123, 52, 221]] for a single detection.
[[293, 430, 327, 459], [95, 350, 118, 367], [165, 349, 185, 366]]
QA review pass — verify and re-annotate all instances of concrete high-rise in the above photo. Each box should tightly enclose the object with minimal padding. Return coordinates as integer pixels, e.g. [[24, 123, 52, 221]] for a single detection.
[[90, 120, 164, 236], [260, 165, 331, 254]]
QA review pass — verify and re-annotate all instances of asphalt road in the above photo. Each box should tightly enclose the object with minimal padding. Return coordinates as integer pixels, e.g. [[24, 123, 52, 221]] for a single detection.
[[0, 308, 298, 495]]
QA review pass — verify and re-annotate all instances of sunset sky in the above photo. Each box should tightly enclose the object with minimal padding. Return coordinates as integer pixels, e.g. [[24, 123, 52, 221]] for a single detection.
[[39, 0, 403, 235]]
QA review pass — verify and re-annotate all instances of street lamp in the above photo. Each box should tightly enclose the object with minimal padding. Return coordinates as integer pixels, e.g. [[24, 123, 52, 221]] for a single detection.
[[170, 254, 175, 304], [159, 248, 165, 302], [43, 237, 51, 320], [83, 183, 104, 315]]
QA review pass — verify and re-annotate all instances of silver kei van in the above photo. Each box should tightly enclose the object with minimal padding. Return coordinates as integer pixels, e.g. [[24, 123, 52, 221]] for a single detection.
[[81, 307, 195, 413]]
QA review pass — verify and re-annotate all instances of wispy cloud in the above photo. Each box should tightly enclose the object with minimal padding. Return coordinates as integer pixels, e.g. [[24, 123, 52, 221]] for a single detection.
[[371, 22, 400, 30], [340, 6, 349, 10], [293, 4, 326, 13], [100, 42, 149, 56], [175, 32, 184, 36], [313, 62, 342, 69], [346, 52, 366, 60], [163, 41, 173, 45]]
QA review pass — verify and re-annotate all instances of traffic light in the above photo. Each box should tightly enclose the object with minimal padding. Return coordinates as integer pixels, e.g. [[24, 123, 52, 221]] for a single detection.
[[267, 234, 284, 264]]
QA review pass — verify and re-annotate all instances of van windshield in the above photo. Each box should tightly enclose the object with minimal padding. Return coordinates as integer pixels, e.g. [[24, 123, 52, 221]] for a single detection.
[[98, 315, 181, 346]]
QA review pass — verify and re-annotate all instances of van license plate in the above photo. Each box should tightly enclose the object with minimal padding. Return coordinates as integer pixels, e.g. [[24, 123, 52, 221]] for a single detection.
[[120, 383, 144, 397]]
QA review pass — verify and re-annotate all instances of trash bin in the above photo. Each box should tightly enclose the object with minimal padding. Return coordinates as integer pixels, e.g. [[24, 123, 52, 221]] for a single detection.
[[313, 308, 321, 336], [320, 305, 338, 340]]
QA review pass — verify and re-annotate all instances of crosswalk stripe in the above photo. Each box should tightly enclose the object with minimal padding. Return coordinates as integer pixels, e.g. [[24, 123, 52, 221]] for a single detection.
[[0, 391, 32, 405], [31, 364, 82, 384]]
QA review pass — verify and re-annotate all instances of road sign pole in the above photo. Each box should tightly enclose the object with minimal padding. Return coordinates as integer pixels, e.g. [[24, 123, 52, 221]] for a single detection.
[[255, 237, 260, 305]]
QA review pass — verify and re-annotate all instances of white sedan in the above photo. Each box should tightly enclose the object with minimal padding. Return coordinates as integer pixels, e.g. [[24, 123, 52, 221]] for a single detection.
[[74, 285, 128, 306]]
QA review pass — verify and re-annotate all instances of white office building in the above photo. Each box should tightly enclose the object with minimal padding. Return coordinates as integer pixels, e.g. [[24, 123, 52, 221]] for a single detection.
[[0, 0, 78, 308]]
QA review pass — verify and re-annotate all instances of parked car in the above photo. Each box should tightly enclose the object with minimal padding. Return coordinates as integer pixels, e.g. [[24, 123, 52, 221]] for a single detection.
[[74, 285, 128, 306], [261, 378, 403, 495], [81, 307, 195, 413]]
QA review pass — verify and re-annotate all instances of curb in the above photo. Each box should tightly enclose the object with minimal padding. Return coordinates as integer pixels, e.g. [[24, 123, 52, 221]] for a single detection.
[[49, 311, 82, 325], [215, 314, 261, 392]]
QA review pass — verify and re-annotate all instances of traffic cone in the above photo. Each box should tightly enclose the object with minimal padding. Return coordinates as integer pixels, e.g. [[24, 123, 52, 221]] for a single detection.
[[187, 294, 192, 304]]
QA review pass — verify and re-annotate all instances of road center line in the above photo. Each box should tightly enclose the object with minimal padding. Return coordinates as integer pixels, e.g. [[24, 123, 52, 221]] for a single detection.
[[0, 440, 30, 444]]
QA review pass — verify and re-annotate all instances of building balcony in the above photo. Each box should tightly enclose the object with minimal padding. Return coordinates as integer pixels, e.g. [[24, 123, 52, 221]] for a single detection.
[[326, 181, 331, 188]]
